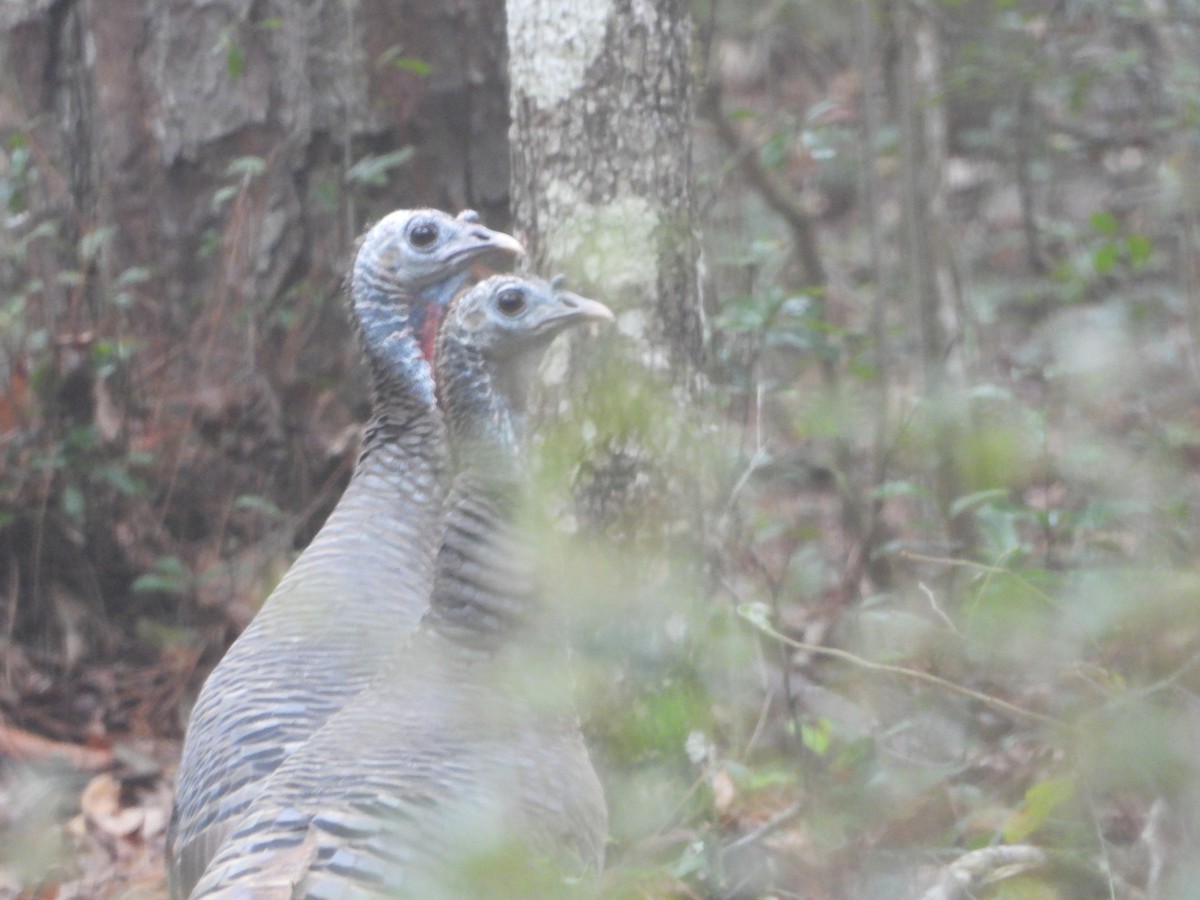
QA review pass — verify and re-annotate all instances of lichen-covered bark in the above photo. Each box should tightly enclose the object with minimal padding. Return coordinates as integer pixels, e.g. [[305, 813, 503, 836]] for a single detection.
[[507, 0, 705, 556], [507, 0, 703, 391]]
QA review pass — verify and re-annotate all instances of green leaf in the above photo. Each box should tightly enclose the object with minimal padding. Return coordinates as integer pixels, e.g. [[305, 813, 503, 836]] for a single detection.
[[1002, 776, 1074, 843], [801, 718, 832, 756], [391, 57, 432, 75], [737, 601, 773, 631], [233, 494, 284, 519], [871, 479, 935, 502], [1126, 233, 1152, 268], [97, 463, 145, 497], [131, 556, 192, 596], [670, 841, 707, 879], [61, 485, 84, 521], [211, 185, 238, 212], [1092, 242, 1119, 274], [345, 148, 415, 187], [1089, 210, 1119, 236], [949, 487, 1011, 518], [115, 266, 152, 287], [377, 46, 433, 75], [225, 156, 267, 180], [759, 131, 789, 170], [78, 226, 114, 263], [226, 42, 245, 78]]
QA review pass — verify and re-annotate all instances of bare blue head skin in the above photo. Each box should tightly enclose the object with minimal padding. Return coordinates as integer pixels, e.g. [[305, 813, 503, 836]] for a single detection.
[[352, 209, 525, 412], [436, 273, 614, 468]]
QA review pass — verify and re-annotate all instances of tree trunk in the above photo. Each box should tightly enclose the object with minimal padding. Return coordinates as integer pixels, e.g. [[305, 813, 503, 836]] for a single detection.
[[0, 0, 509, 647], [505, 0, 707, 858], [890, 0, 969, 541], [508, 0, 702, 384], [507, 0, 704, 538]]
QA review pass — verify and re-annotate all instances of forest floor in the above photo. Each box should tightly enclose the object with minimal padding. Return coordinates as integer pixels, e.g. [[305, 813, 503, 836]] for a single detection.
[[0, 649, 191, 898]]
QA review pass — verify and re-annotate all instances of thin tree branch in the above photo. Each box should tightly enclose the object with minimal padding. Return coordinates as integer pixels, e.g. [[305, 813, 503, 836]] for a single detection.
[[697, 83, 827, 289], [737, 603, 1060, 726]]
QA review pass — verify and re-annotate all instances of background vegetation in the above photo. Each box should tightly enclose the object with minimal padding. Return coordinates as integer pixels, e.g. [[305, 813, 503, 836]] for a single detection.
[[2, 0, 1200, 897]]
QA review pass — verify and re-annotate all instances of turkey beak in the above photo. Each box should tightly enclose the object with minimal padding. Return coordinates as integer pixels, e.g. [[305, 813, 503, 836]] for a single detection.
[[548, 293, 615, 330], [481, 229, 526, 260], [456, 227, 526, 267], [569, 295, 614, 324]]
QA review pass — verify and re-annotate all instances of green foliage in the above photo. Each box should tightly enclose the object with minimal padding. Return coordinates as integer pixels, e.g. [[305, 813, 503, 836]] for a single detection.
[[1003, 776, 1075, 843], [377, 46, 433, 75], [345, 148, 415, 188], [213, 24, 246, 79], [6, 0, 1200, 893], [212, 156, 268, 211], [131, 555, 193, 597]]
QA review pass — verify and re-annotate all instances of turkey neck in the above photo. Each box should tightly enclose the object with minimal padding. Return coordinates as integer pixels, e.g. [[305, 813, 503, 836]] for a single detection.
[[272, 267, 457, 614], [421, 338, 551, 658], [354, 252, 465, 477]]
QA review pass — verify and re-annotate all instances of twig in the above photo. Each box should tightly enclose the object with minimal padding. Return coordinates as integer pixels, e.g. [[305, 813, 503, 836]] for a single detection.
[[917, 846, 1049, 900], [916, 844, 1135, 900], [898, 549, 1061, 608], [721, 799, 806, 856], [918, 580, 960, 634], [1127, 646, 1200, 701], [723, 384, 768, 516], [697, 84, 826, 289], [737, 605, 1059, 726], [0, 721, 114, 772], [1083, 784, 1120, 900]]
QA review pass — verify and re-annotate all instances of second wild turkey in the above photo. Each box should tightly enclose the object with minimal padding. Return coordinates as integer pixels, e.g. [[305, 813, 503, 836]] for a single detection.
[[168, 210, 524, 898], [189, 274, 613, 899]]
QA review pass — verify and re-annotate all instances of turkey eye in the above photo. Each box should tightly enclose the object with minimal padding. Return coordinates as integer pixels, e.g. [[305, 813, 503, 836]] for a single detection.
[[496, 289, 526, 316], [409, 223, 438, 248]]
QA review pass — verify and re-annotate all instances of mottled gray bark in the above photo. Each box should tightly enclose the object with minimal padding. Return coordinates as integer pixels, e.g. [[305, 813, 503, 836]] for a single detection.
[[507, 0, 703, 390], [506, 0, 705, 538]]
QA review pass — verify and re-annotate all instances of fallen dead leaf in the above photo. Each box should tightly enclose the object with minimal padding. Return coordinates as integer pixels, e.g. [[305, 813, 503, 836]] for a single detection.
[[80, 773, 145, 839], [710, 766, 737, 819]]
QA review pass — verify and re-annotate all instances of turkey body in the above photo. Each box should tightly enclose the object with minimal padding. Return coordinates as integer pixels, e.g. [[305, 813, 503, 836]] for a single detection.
[[168, 210, 523, 898], [189, 275, 612, 899]]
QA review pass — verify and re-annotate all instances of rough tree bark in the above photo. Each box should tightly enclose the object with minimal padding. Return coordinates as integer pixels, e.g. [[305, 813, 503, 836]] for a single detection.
[[506, 0, 705, 536], [1, 0, 510, 336], [0, 0, 510, 646]]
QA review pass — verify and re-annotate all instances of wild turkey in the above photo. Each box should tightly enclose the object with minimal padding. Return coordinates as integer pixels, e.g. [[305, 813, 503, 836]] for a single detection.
[[188, 274, 613, 899], [168, 210, 524, 898]]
